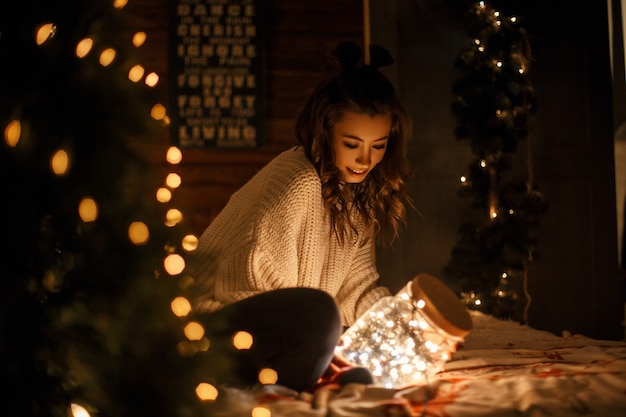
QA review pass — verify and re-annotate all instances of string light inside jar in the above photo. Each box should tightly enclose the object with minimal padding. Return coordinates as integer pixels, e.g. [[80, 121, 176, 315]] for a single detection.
[[335, 273, 472, 388]]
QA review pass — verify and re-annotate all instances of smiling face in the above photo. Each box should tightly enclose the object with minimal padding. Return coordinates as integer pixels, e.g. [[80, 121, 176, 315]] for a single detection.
[[331, 111, 392, 183]]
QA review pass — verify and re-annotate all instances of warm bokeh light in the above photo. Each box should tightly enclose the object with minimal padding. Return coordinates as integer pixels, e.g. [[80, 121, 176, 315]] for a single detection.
[[132, 31, 146, 47], [35, 23, 56, 45], [128, 64, 145, 82], [50, 149, 69, 175], [258, 368, 278, 385], [78, 197, 98, 222], [164, 253, 185, 275], [184, 321, 205, 341], [165, 173, 182, 189], [195, 383, 219, 401], [128, 221, 149, 245], [171, 296, 192, 317], [156, 187, 172, 203], [42, 269, 61, 292], [75, 38, 93, 58], [5, 119, 21, 147], [165, 208, 183, 226], [252, 406, 272, 417], [145, 72, 159, 87], [113, 0, 128, 9], [233, 331, 253, 350], [166, 146, 183, 164], [99, 48, 116, 66], [182, 234, 198, 251], [150, 103, 167, 120], [70, 403, 91, 417]]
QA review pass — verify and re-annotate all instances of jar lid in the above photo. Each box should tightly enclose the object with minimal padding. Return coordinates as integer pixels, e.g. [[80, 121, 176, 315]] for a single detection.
[[410, 273, 473, 339]]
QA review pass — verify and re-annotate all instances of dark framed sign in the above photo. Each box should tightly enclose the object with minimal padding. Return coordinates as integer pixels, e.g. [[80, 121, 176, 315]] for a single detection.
[[169, 0, 266, 149]]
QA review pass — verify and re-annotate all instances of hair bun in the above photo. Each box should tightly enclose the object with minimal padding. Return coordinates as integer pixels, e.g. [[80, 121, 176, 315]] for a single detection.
[[332, 41, 362, 71], [368, 44, 394, 69]]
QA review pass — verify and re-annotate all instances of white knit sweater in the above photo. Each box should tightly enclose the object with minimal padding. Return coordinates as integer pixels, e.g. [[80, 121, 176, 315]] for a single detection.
[[187, 146, 391, 326]]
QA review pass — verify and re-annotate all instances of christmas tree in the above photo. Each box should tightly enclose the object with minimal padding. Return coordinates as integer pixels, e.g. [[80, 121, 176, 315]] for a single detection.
[[444, 1, 548, 323], [0, 1, 215, 416]]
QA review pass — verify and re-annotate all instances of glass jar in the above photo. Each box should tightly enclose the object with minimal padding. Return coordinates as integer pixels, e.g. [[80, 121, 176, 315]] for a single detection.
[[335, 273, 473, 388]]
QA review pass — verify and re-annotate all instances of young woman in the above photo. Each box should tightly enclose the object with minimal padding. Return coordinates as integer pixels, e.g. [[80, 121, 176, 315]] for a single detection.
[[186, 41, 412, 392]]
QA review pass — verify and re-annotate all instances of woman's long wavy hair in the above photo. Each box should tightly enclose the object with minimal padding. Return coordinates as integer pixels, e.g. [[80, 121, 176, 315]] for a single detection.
[[296, 41, 413, 248]]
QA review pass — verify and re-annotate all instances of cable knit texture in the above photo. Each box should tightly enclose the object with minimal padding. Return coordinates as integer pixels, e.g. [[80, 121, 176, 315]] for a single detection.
[[187, 146, 391, 326]]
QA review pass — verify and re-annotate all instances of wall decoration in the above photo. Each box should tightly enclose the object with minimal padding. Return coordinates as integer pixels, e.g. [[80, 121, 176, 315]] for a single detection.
[[169, 0, 266, 148]]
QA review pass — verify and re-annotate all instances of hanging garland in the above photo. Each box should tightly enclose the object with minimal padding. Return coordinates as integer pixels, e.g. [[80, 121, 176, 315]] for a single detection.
[[444, 1, 548, 323]]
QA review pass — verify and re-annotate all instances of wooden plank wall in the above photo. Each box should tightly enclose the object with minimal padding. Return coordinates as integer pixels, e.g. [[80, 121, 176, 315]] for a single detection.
[[125, 0, 364, 236]]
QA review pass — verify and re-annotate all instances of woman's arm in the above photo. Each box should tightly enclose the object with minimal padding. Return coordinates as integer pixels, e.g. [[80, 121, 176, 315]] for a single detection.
[[334, 239, 392, 326]]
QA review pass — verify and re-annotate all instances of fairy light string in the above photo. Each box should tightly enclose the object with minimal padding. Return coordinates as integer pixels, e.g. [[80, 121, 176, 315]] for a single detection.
[[445, 1, 547, 324]]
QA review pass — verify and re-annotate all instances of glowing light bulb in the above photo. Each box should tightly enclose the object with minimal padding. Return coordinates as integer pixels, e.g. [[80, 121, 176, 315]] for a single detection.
[[132, 31, 146, 47], [51, 149, 69, 175], [233, 331, 253, 350], [195, 383, 218, 401], [252, 406, 271, 417], [128, 64, 145, 82], [35, 23, 56, 45], [258, 368, 278, 384], [165, 208, 183, 226], [4, 119, 21, 147], [156, 187, 172, 203], [70, 403, 91, 417], [99, 48, 116, 66], [182, 234, 199, 251], [184, 321, 205, 341], [151, 103, 167, 120], [166, 173, 182, 188], [128, 221, 149, 245], [78, 197, 98, 222], [171, 296, 192, 317], [164, 253, 185, 275], [166, 146, 183, 164], [76, 38, 93, 58], [145, 72, 159, 87]]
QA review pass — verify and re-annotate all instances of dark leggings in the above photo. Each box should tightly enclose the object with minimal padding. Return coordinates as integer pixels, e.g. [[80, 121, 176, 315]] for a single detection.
[[196, 287, 342, 392]]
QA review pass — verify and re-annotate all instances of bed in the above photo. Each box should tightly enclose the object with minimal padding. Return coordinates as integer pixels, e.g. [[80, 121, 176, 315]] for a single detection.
[[207, 311, 626, 417]]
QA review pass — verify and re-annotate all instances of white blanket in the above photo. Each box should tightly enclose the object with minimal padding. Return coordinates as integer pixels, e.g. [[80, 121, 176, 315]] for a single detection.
[[205, 312, 626, 417]]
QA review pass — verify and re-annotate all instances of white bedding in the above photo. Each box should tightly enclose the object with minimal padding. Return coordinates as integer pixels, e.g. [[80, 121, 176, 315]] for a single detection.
[[206, 311, 626, 417]]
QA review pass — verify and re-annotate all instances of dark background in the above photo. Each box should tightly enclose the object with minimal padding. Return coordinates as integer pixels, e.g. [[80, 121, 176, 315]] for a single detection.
[[128, 0, 624, 340]]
